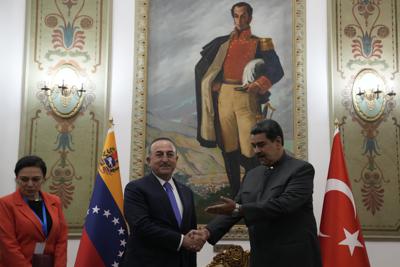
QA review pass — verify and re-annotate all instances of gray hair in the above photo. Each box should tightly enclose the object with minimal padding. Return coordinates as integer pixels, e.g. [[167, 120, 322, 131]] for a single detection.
[[147, 137, 177, 156]]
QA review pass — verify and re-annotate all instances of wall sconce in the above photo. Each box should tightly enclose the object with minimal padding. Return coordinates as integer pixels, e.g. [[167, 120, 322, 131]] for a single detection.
[[356, 85, 395, 100], [387, 88, 396, 97], [352, 69, 396, 122], [38, 80, 88, 119], [41, 80, 86, 97]]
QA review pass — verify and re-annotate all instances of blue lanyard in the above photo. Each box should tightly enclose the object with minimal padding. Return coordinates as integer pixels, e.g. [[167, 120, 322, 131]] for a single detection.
[[24, 197, 48, 238]]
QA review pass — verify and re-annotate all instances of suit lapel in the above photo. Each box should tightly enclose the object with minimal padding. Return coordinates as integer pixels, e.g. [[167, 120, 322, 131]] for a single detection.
[[13, 191, 45, 238], [41, 192, 58, 241]]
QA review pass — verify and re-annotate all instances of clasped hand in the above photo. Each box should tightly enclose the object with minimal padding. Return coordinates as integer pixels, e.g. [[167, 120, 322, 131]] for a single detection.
[[182, 196, 236, 252], [182, 227, 210, 252]]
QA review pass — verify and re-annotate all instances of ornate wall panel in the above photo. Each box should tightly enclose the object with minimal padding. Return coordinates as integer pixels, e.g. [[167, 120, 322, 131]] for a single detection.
[[19, 0, 111, 236], [330, 0, 400, 238]]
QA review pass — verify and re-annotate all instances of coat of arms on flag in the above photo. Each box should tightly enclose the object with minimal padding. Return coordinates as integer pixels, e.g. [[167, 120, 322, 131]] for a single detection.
[[100, 147, 119, 175]]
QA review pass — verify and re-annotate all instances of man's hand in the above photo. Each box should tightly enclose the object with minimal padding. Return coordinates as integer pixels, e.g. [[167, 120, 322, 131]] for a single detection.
[[191, 227, 210, 242], [197, 227, 210, 241], [204, 196, 236, 215], [182, 230, 206, 252], [244, 82, 260, 93]]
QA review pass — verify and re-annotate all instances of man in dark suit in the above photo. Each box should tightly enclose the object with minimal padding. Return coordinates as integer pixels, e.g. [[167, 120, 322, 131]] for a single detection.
[[122, 137, 201, 267], [195, 120, 322, 267]]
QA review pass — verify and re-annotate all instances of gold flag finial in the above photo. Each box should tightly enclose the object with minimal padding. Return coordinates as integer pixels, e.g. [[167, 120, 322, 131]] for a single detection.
[[108, 117, 114, 129], [334, 118, 340, 129]]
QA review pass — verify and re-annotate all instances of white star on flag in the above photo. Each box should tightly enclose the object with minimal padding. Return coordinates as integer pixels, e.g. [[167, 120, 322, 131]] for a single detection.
[[118, 251, 124, 257], [118, 227, 125, 235], [338, 228, 363, 256], [103, 209, 111, 218], [112, 217, 120, 225], [120, 239, 126, 247], [92, 205, 100, 214], [112, 261, 119, 267]]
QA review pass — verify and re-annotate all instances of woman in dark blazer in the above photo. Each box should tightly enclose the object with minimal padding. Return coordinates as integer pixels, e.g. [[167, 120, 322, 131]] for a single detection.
[[0, 155, 68, 267]]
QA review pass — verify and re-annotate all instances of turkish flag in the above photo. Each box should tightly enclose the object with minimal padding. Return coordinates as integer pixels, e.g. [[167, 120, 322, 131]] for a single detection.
[[319, 130, 370, 267]]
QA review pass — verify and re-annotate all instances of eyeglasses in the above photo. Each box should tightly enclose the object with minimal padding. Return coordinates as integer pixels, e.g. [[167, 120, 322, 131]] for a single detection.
[[18, 176, 43, 183]]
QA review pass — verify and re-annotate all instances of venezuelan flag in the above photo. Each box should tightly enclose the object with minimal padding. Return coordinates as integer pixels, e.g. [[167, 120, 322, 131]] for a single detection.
[[75, 128, 128, 267]]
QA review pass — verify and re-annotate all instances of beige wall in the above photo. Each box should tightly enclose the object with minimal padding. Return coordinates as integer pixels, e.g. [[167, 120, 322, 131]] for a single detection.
[[0, 0, 398, 266]]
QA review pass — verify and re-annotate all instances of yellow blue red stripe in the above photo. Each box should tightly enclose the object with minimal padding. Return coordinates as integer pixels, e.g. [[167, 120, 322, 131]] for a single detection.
[[75, 128, 128, 267]]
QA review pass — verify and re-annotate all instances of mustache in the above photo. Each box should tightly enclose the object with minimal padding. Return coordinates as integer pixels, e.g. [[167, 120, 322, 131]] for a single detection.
[[256, 152, 265, 158], [160, 163, 171, 167]]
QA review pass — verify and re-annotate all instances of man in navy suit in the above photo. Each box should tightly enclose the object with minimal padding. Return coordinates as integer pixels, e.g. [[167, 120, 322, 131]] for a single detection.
[[122, 137, 200, 267]]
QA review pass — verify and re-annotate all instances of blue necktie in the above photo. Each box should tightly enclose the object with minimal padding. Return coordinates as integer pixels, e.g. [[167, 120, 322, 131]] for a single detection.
[[163, 182, 182, 226]]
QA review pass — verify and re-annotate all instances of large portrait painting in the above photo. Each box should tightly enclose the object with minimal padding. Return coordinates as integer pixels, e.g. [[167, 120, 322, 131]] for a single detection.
[[132, 0, 306, 239]]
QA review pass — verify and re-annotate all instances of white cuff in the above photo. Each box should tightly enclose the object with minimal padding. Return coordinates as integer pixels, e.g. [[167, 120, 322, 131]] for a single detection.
[[177, 234, 184, 251]]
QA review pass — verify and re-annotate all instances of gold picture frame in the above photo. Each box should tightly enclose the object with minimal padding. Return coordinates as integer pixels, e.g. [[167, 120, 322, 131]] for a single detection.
[[131, 0, 306, 239]]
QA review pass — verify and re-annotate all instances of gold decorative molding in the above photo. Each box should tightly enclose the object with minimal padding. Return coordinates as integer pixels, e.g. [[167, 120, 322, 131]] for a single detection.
[[131, 0, 149, 178]]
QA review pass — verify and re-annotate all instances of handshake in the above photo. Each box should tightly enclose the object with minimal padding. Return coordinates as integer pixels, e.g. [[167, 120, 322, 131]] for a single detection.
[[182, 227, 210, 252], [182, 196, 238, 252]]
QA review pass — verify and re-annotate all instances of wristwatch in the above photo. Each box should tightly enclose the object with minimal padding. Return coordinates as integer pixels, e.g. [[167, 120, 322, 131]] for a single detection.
[[231, 203, 241, 217]]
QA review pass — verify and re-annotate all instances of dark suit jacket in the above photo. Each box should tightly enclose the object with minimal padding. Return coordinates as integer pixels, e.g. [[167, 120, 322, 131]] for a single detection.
[[207, 154, 322, 267], [0, 190, 68, 267], [122, 173, 197, 267]]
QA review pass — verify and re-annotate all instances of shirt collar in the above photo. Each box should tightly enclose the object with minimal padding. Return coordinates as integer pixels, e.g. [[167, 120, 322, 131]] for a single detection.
[[265, 151, 287, 170], [232, 27, 252, 40], [152, 171, 176, 189]]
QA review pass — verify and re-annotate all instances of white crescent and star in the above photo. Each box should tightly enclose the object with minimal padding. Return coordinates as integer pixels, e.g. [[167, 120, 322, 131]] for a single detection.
[[319, 178, 364, 255]]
